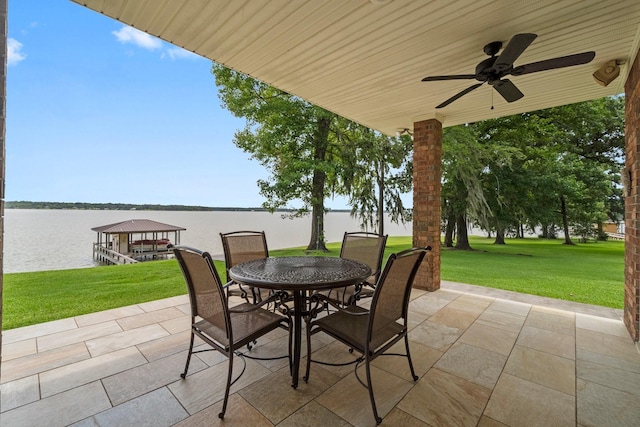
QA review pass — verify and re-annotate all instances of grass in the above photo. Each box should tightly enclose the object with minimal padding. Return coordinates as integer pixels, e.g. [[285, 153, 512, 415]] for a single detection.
[[1, 236, 624, 330]]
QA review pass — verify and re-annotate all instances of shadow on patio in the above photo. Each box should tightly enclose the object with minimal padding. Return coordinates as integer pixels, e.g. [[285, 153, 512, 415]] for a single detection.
[[2, 282, 639, 426]]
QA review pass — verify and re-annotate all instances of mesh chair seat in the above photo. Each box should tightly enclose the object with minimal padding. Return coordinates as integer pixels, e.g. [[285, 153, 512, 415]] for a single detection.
[[194, 303, 284, 350], [314, 307, 405, 353]]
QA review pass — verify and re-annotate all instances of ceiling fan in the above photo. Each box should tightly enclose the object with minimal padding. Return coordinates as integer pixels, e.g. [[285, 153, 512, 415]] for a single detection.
[[422, 33, 595, 109]]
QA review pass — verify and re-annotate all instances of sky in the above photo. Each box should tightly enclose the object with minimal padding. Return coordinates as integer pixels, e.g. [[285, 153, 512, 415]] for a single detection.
[[6, 0, 354, 209]]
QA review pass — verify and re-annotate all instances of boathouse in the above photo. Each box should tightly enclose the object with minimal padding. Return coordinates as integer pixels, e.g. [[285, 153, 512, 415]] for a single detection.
[[92, 219, 186, 265]]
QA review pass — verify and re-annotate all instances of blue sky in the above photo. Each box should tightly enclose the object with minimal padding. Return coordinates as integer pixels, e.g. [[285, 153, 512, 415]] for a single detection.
[[7, 0, 353, 209]]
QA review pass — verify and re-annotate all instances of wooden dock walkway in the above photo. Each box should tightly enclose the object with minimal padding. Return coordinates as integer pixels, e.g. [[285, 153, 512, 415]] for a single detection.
[[93, 244, 138, 266]]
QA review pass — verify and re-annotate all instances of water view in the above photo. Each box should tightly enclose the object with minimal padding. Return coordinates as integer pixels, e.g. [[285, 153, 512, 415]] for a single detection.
[[3, 209, 412, 274]]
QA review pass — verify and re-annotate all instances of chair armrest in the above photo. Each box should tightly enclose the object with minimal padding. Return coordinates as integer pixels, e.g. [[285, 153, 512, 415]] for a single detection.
[[228, 290, 289, 313], [311, 293, 369, 316]]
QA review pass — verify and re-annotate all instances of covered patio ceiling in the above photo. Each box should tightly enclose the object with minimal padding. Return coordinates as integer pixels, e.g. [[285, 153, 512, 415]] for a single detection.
[[72, 0, 640, 134]]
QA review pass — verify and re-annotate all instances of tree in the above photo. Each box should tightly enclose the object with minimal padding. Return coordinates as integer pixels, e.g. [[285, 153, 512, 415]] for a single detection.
[[212, 65, 412, 249], [470, 98, 623, 245], [341, 128, 412, 236], [441, 125, 491, 250]]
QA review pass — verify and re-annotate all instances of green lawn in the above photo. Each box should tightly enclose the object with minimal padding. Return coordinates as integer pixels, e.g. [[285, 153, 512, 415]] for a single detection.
[[1, 236, 624, 330]]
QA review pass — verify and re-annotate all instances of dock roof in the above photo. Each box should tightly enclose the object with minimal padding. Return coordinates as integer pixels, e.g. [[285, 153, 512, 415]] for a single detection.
[[91, 219, 186, 234]]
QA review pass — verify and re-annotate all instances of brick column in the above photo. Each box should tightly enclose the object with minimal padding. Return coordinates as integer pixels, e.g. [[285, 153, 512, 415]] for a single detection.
[[624, 50, 640, 342], [412, 118, 442, 291]]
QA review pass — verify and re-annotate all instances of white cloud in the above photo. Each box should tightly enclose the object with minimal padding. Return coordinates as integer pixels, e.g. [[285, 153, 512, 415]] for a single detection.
[[112, 26, 162, 50], [164, 47, 199, 60], [8, 38, 27, 66]]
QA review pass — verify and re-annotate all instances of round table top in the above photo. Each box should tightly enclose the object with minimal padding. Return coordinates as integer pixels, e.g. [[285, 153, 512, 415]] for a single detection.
[[228, 256, 372, 291]]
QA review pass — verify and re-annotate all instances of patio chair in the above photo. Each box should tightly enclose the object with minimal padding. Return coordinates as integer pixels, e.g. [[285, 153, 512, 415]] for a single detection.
[[324, 231, 387, 306], [304, 246, 430, 425], [220, 231, 270, 304], [172, 245, 290, 419]]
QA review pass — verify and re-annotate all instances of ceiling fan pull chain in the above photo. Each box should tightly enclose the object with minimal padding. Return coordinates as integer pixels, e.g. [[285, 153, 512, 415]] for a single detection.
[[491, 88, 494, 110]]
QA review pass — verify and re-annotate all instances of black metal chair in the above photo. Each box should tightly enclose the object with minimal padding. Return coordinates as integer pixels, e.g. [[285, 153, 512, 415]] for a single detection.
[[172, 245, 290, 419], [305, 246, 430, 425], [325, 231, 388, 306], [220, 231, 270, 304]]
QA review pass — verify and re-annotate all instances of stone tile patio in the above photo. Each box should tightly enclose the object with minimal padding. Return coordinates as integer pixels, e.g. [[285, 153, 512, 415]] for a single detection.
[[2, 281, 639, 426]]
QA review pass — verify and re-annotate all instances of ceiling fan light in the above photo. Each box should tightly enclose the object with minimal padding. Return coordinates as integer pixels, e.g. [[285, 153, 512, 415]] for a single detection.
[[593, 60, 620, 86]]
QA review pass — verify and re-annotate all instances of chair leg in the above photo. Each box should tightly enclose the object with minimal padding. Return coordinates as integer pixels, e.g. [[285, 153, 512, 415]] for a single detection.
[[303, 320, 312, 382], [289, 320, 294, 377], [404, 334, 419, 381], [365, 353, 382, 425], [180, 330, 195, 379], [219, 352, 234, 419]]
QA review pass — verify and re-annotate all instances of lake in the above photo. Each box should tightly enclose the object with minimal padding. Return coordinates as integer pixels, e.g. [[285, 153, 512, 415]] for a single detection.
[[2, 209, 412, 274]]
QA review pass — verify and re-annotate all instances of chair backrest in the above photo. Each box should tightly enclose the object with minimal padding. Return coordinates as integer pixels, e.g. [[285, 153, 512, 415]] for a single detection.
[[368, 246, 430, 340], [339, 232, 388, 283], [220, 231, 269, 279], [173, 245, 229, 335]]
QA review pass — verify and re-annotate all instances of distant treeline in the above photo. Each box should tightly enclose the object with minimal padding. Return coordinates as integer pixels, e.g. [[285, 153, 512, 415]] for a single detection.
[[5, 201, 350, 212], [5, 201, 268, 211]]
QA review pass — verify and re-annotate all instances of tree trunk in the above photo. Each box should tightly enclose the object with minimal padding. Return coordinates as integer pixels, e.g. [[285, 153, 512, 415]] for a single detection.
[[454, 213, 472, 250], [597, 221, 606, 241], [377, 159, 384, 236], [541, 224, 549, 238], [560, 195, 575, 245], [306, 117, 331, 251], [443, 204, 454, 247], [494, 228, 506, 244], [444, 216, 455, 247]]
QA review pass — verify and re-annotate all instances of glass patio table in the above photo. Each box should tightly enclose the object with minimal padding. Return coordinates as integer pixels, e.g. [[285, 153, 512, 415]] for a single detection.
[[228, 256, 371, 388]]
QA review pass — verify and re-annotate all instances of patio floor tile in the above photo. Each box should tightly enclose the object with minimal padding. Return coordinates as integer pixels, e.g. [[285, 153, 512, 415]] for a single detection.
[[278, 401, 352, 427], [71, 387, 188, 427], [84, 323, 169, 357], [397, 367, 491, 427], [36, 320, 123, 352], [172, 394, 272, 427], [0, 381, 111, 427], [434, 342, 507, 389], [458, 322, 519, 356], [39, 346, 147, 398], [239, 363, 340, 424], [516, 325, 576, 359], [484, 373, 575, 427], [1, 342, 89, 384], [2, 283, 639, 426], [576, 378, 640, 427], [1, 337, 37, 361], [169, 357, 271, 414], [116, 306, 185, 331], [316, 365, 414, 426], [503, 345, 575, 395], [102, 351, 207, 406], [0, 374, 39, 413]]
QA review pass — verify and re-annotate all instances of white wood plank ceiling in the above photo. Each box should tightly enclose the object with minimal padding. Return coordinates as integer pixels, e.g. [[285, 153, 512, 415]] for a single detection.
[[71, 0, 640, 134]]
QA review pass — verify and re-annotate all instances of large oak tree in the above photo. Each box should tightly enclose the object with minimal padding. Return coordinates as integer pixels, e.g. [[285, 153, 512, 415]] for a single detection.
[[212, 65, 411, 249]]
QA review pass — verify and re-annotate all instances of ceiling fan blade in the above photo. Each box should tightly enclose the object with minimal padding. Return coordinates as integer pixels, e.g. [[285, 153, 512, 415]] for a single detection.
[[512, 51, 596, 76], [493, 79, 524, 103], [435, 83, 484, 108], [422, 74, 477, 82], [494, 33, 537, 72]]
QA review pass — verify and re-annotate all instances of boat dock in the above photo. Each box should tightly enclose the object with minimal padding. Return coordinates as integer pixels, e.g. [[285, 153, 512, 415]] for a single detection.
[[91, 219, 186, 266]]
